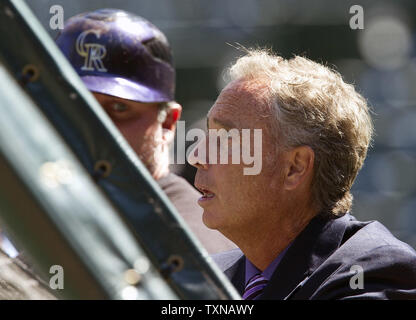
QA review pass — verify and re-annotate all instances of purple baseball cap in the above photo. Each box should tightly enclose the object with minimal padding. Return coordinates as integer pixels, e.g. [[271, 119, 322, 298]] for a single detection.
[[56, 8, 175, 103]]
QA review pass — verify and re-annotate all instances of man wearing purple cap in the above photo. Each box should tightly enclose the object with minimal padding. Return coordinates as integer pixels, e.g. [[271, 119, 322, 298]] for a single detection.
[[55, 8, 235, 254]]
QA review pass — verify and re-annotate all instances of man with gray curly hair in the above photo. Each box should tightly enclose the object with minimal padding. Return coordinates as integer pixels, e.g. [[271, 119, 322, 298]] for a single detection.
[[188, 49, 416, 300]]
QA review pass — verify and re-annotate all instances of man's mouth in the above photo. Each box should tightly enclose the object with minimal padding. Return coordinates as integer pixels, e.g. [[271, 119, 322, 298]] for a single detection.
[[196, 186, 216, 202]]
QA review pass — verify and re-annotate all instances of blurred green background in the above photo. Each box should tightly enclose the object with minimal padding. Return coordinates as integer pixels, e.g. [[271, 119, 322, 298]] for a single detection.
[[27, 0, 416, 249]]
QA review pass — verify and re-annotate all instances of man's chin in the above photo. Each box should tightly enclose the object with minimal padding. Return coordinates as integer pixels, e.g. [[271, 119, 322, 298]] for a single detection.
[[202, 209, 222, 231]]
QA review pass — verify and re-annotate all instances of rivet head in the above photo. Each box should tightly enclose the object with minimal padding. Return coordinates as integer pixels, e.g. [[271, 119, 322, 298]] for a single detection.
[[22, 64, 40, 82], [123, 269, 141, 286], [5, 7, 14, 18], [120, 286, 139, 300], [39, 160, 73, 188], [93, 160, 112, 178], [134, 257, 150, 274]]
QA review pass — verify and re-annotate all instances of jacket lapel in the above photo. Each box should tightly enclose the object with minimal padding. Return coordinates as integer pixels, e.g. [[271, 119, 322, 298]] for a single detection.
[[224, 255, 246, 295], [212, 248, 246, 295], [260, 214, 350, 299]]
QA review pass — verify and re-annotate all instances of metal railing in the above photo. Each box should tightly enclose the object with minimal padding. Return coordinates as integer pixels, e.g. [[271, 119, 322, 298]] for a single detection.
[[0, 0, 240, 300]]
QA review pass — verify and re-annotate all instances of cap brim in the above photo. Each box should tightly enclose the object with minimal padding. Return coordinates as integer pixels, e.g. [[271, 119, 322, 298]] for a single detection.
[[81, 76, 171, 103]]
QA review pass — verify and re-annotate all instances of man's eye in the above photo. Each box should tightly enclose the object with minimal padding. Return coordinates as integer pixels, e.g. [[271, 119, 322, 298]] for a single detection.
[[112, 102, 128, 112]]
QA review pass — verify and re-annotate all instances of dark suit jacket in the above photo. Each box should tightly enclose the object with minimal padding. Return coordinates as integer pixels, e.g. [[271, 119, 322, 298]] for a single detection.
[[212, 214, 416, 300]]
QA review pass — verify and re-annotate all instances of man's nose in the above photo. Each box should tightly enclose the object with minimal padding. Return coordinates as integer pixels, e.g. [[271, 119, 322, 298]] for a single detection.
[[187, 138, 208, 170]]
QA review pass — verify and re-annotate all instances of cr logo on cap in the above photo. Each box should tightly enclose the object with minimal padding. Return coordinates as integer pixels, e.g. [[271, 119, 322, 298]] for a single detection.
[[76, 29, 108, 72]]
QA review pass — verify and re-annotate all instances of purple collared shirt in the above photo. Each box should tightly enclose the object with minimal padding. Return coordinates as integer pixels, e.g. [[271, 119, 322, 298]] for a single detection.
[[245, 245, 291, 286]]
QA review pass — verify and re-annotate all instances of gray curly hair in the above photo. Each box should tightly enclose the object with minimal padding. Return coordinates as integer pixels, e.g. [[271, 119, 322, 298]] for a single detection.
[[228, 49, 373, 217]]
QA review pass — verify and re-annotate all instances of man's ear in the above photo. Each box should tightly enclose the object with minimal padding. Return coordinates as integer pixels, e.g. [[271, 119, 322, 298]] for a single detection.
[[161, 102, 182, 143], [283, 145, 314, 191]]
